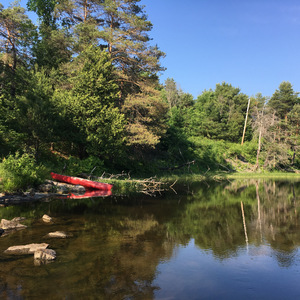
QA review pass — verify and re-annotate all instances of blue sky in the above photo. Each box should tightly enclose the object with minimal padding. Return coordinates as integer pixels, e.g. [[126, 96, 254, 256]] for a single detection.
[[141, 0, 300, 98]]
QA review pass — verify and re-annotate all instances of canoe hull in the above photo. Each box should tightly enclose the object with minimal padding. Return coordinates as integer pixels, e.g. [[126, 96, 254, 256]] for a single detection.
[[50, 172, 113, 190]]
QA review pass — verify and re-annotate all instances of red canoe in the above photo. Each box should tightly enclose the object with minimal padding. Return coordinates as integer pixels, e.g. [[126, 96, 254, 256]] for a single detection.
[[50, 172, 113, 190]]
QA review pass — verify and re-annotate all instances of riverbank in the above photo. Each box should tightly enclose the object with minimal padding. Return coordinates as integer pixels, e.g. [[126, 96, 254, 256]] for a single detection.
[[1, 171, 299, 205], [159, 170, 300, 183]]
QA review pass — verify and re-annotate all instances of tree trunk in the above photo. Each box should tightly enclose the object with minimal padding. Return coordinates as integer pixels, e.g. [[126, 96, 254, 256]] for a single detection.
[[255, 127, 262, 170], [241, 98, 250, 145]]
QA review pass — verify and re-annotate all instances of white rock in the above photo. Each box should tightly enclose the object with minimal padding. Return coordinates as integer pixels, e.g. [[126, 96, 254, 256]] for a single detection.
[[0, 217, 27, 230], [34, 249, 56, 261], [4, 243, 49, 255], [42, 214, 52, 223], [46, 231, 68, 238]]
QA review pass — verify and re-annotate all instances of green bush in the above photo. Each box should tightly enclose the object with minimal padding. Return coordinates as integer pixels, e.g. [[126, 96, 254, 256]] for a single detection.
[[65, 156, 105, 176], [188, 137, 228, 169], [0, 152, 47, 192]]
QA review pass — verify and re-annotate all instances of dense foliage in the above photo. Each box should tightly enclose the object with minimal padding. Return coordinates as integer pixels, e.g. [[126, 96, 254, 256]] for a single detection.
[[0, 1, 299, 191]]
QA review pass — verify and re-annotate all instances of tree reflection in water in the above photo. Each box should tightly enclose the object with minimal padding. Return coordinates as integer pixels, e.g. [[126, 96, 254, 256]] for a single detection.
[[0, 179, 299, 298]]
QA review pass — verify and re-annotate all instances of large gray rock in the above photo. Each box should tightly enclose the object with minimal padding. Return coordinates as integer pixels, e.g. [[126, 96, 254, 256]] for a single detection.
[[0, 217, 27, 230], [34, 249, 56, 261], [4, 243, 49, 255]]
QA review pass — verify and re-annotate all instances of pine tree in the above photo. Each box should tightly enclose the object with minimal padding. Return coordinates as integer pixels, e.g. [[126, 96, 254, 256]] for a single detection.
[[0, 2, 37, 97], [55, 46, 125, 159], [98, 0, 165, 93], [268, 81, 298, 121], [56, 0, 165, 100]]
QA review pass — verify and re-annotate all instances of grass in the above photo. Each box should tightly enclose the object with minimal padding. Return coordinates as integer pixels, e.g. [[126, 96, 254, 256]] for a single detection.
[[226, 171, 300, 180]]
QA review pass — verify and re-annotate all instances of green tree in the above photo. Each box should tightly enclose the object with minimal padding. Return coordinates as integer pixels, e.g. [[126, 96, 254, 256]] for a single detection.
[[54, 0, 165, 100], [16, 68, 62, 157], [287, 104, 300, 166], [268, 81, 298, 121], [55, 46, 125, 160], [267, 82, 299, 168], [27, 0, 57, 27], [164, 78, 180, 111], [98, 0, 165, 98], [0, 2, 37, 97], [250, 93, 269, 170], [27, 0, 73, 70], [188, 83, 250, 142], [178, 92, 194, 109], [122, 84, 167, 149]]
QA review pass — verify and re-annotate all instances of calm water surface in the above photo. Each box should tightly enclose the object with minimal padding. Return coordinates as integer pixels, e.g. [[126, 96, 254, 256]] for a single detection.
[[0, 179, 299, 299]]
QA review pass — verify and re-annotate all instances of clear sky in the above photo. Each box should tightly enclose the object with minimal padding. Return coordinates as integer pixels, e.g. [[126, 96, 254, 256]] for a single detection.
[[141, 0, 300, 99]]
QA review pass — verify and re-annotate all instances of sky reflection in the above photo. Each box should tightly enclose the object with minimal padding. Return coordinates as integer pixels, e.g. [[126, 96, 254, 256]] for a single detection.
[[154, 239, 300, 300]]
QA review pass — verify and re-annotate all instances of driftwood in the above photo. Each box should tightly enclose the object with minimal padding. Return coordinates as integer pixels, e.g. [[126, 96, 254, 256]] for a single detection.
[[159, 160, 196, 171], [79, 170, 130, 180], [130, 178, 166, 195], [79, 172, 173, 196]]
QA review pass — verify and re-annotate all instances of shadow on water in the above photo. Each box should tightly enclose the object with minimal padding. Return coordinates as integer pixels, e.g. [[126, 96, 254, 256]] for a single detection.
[[0, 178, 299, 299]]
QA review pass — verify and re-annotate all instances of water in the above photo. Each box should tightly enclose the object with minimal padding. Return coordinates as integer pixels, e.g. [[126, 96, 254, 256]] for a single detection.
[[0, 179, 299, 299]]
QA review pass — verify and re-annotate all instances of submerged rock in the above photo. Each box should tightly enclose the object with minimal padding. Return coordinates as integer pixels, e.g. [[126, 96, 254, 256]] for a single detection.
[[4, 243, 49, 255], [34, 248, 56, 261], [46, 231, 69, 238]]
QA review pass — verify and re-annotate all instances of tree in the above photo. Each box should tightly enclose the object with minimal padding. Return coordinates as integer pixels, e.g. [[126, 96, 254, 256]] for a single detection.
[[55, 46, 125, 160], [27, 0, 56, 28], [56, 0, 165, 100], [268, 81, 298, 121], [0, 2, 37, 97], [164, 78, 180, 111], [98, 0, 165, 96], [251, 93, 269, 170], [188, 83, 250, 142], [287, 104, 300, 166], [267, 82, 299, 168], [122, 83, 167, 149], [178, 92, 194, 109], [214, 83, 250, 142], [0, 93, 24, 157], [16, 67, 60, 157], [27, 0, 72, 70]]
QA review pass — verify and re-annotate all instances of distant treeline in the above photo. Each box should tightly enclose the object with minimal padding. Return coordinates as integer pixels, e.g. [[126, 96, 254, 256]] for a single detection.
[[0, 1, 299, 178]]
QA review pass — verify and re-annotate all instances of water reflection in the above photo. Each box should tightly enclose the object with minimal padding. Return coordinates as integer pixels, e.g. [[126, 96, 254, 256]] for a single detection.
[[0, 179, 299, 299], [67, 189, 112, 199], [180, 179, 300, 259]]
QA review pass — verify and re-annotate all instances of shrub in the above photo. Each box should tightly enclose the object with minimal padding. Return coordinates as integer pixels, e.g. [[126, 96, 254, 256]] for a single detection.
[[0, 152, 47, 192], [66, 156, 105, 176]]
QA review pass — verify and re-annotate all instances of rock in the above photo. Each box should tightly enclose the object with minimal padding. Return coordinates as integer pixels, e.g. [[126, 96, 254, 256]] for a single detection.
[[46, 231, 72, 239], [4, 243, 49, 255], [34, 249, 56, 261], [0, 228, 4, 236], [0, 217, 27, 230], [59, 185, 69, 194], [38, 183, 54, 193], [46, 231, 69, 238], [42, 214, 52, 223]]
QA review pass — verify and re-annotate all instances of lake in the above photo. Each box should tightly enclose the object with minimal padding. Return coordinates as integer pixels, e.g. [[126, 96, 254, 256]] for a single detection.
[[0, 179, 300, 299]]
